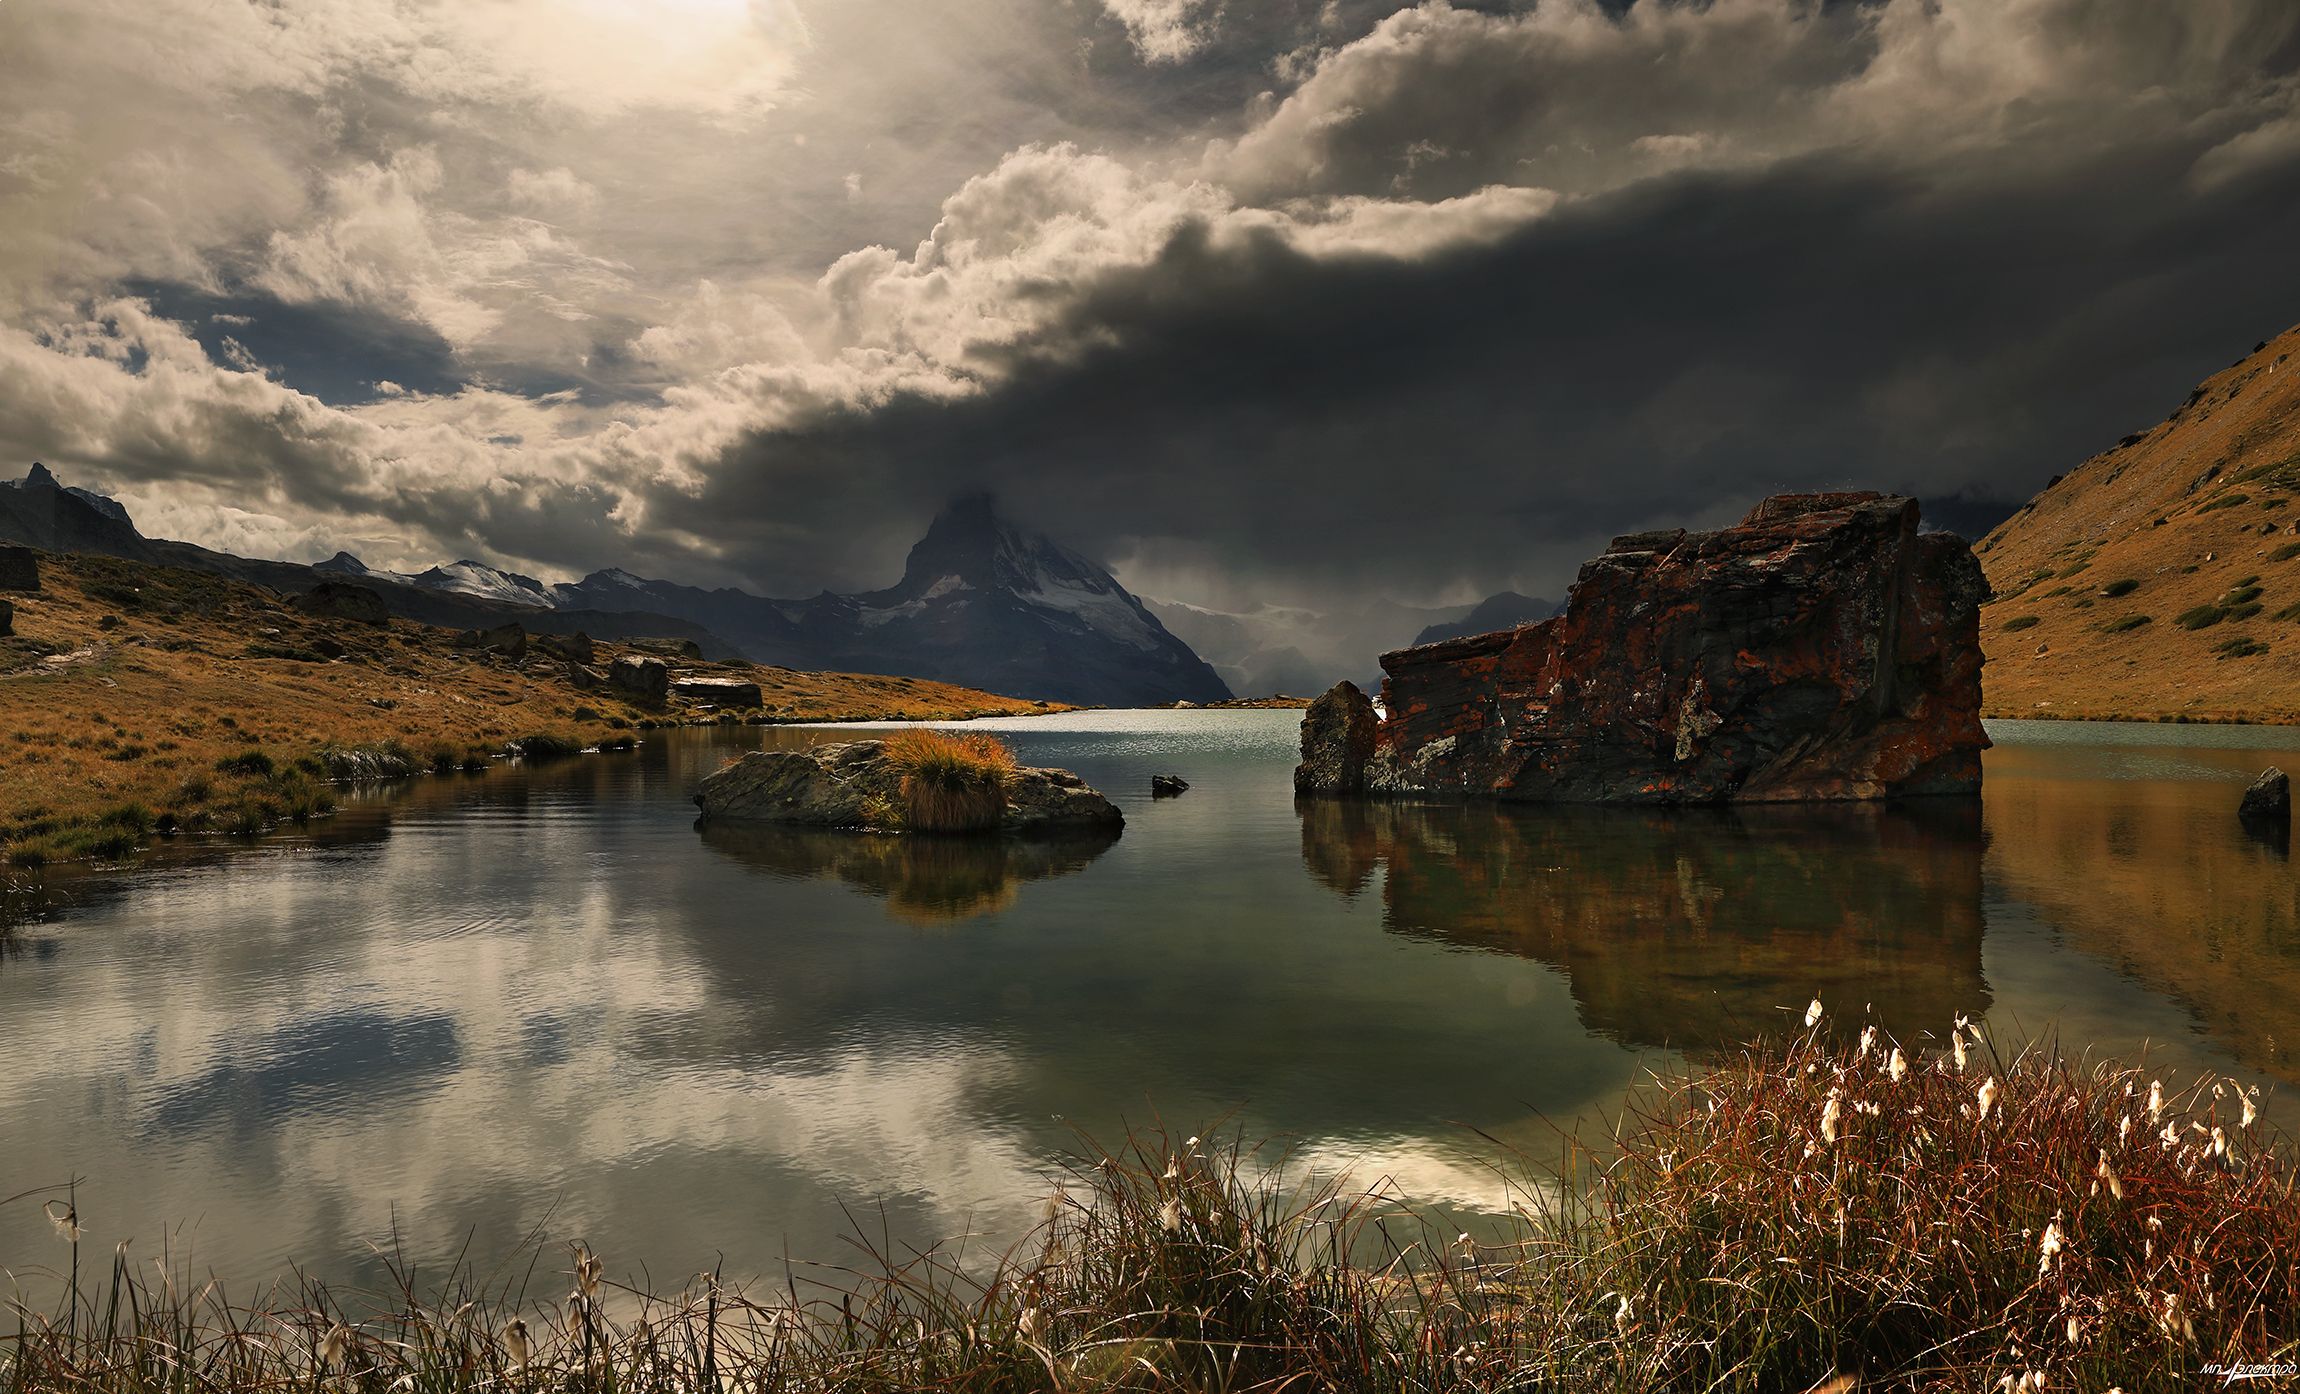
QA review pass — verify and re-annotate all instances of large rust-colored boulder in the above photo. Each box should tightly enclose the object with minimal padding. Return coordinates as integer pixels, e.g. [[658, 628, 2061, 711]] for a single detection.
[[1298, 493, 1988, 805], [293, 581, 390, 625], [0, 544, 39, 592]]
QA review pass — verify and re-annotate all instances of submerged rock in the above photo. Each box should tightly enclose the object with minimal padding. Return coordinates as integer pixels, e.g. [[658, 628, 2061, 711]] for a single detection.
[[1298, 494, 1988, 805], [2240, 767, 2291, 823], [695, 740, 1123, 835]]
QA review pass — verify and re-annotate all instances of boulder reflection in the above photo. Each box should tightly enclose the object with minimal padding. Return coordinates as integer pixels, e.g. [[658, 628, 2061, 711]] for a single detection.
[[698, 823, 1120, 925], [1300, 798, 1990, 1051]]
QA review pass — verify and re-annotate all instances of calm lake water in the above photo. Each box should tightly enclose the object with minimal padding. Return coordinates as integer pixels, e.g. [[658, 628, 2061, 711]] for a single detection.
[[2, 711, 2297, 1298]]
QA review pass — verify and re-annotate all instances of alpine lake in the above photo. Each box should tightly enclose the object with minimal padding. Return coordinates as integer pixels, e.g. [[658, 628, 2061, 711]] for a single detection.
[[2, 711, 2297, 1297]]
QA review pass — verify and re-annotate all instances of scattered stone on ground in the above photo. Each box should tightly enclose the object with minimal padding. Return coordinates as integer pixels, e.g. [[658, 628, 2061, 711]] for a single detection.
[[610, 653, 669, 701], [456, 622, 527, 657], [533, 631, 595, 664], [0, 544, 40, 593], [672, 675, 763, 708]]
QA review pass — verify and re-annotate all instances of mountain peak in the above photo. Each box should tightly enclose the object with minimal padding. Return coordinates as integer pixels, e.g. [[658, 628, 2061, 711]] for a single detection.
[[24, 462, 58, 489], [899, 491, 1126, 598], [316, 551, 370, 574]]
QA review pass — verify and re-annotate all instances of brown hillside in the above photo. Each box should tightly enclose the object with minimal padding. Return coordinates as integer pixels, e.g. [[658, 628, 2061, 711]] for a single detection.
[[1976, 322, 2300, 721], [0, 552, 1059, 864]]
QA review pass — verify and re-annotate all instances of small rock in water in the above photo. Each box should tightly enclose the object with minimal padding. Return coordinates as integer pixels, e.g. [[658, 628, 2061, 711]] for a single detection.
[[2239, 767, 2291, 823], [1150, 774, 1189, 798]]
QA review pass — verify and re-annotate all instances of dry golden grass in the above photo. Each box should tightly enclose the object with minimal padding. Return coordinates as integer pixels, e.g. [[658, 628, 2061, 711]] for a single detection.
[[883, 727, 1018, 831], [1978, 321, 2300, 721], [0, 552, 1058, 863]]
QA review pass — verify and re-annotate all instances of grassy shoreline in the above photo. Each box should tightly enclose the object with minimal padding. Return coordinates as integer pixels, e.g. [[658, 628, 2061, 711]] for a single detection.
[[0, 552, 1062, 868], [6, 1022, 2290, 1390]]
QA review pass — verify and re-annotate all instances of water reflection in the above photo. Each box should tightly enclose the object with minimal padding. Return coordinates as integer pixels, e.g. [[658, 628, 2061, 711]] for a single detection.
[[1980, 742, 2300, 1081], [1300, 798, 1991, 1050], [697, 823, 1121, 925]]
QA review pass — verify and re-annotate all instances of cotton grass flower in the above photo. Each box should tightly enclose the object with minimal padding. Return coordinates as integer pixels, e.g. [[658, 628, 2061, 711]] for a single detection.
[[1805, 998, 1824, 1029], [2037, 1217, 2064, 1276], [2242, 1089, 2259, 1129], [504, 1318, 532, 1370], [1016, 1306, 1044, 1342], [1888, 1047, 1908, 1083], [319, 1323, 351, 1371], [1158, 1199, 1182, 1233], [1976, 1076, 1999, 1124], [1820, 1089, 1843, 1145], [2095, 1150, 2123, 1201], [1953, 1032, 1969, 1073], [46, 1201, 79, 1243], [2147, 1079, 2164, 1122], [1857, 1024, 1875, 1059]]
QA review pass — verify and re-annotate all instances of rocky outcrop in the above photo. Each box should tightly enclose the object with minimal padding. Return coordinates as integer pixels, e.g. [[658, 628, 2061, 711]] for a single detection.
[[1295, 680, 1381, 795], [673, 675, 763, 707], [610, 654, 669, 701], [0, 544, 39, 592], [1150, 774, 1189, 797], [0, 597, 11, 637], [293, 580, 390, 625], [695, 740, 1123, 835], [1298, 494, 1988, 805]]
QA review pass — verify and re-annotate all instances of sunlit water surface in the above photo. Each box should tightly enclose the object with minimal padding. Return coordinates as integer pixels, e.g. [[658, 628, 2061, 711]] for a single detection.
[[2, 712, 2297, 1295]]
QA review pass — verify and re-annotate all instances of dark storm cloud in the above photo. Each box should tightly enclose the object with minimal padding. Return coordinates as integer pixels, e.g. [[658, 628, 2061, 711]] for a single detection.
[[654, 126, 2300, 605], [7, 0, 2300, 599]]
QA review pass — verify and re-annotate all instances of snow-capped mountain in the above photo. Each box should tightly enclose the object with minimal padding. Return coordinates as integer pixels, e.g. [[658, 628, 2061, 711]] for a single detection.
[[318, 494, 1230, 706], [316, 552, 559, 608]]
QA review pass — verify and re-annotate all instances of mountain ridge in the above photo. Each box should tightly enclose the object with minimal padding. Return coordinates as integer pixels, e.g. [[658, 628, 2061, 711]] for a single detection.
[[0, 466, 1230, 707]]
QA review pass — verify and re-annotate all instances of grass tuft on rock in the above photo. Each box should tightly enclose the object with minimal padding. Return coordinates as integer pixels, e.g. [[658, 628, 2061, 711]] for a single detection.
[[884, 728, 1018, 832]]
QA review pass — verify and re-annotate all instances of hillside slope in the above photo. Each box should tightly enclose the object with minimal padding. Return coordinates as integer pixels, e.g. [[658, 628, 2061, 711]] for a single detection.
[[1977, 323, 2300, 721], [0, 552, 1055, 864]]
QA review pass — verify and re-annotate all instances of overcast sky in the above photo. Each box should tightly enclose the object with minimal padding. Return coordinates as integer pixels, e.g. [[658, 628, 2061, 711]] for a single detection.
[[5, 0, 2300, 611]]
